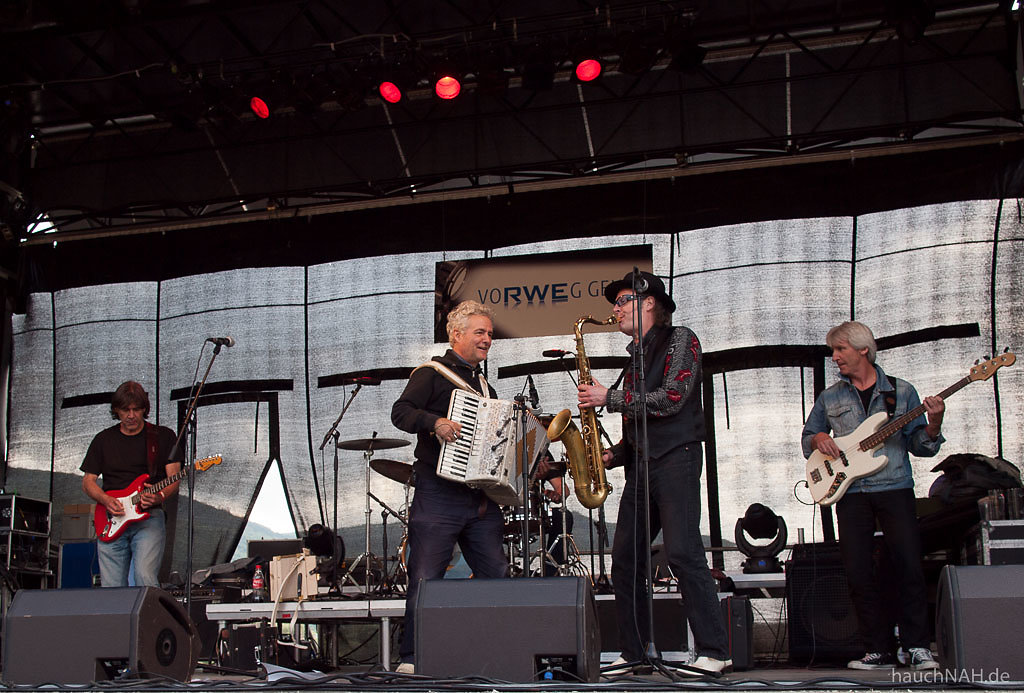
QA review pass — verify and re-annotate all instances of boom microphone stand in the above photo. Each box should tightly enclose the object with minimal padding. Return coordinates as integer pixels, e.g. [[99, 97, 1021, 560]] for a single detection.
[[175, 339, 229, 611], [318, 382, 366, 581]]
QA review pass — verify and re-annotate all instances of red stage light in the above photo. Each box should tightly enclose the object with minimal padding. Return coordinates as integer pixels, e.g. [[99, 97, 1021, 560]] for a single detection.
[[250, 96, 270, 119], [575, 59, 602, 82], [378, 81, 402, 104], [434, 75, 461, 100]]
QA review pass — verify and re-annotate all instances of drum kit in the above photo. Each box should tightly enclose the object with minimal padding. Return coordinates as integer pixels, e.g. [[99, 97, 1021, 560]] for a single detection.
[[330, 431, 590, 597]]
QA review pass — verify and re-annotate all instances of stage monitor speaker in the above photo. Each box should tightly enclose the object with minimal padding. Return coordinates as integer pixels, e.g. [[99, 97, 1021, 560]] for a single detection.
[[2, 586, 200, 685], [416, 577, 599, 682], [936, 564, 1024, 680], [785, 543, 862, 664]]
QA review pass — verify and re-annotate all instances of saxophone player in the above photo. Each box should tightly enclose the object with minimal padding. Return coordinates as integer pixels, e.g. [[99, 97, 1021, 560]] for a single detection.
[[577, 270, 730, 675]]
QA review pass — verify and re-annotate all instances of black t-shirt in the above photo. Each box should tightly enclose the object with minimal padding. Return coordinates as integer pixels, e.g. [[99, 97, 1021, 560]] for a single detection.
[[80, 423, 183, 491]]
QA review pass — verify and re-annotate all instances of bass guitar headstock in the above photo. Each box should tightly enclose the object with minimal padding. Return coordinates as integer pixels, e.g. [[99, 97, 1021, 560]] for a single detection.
[[968, 350, 1015, 382]]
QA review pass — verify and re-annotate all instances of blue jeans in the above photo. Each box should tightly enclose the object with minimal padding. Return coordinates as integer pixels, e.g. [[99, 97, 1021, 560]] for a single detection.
[[611, 443, 728, 661], [97, 509, 165, 587], [836, 489, 929, 653], [399, 482, 508, 662]]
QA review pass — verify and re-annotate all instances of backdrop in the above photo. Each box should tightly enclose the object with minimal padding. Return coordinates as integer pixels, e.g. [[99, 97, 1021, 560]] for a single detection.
[[5, 198, 1023, 578]]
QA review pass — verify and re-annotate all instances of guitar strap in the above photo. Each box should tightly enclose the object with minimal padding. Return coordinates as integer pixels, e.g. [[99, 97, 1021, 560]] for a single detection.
[[145, 422, 160, 479], [882, 375, 898, 419]]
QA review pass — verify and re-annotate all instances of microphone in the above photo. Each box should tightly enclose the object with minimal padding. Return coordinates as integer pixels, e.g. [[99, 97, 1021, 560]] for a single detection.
[[526, 375, 540, 410], [341, 376, 382, 386], [543, 349, 571, 358], [631, 266, 648, 293], [207, 336, 235, 347]]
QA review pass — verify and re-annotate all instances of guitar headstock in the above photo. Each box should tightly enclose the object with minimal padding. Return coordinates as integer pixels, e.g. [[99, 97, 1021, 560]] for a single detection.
[[195, 454, 223, 471], [969, 352, 1015, 382]]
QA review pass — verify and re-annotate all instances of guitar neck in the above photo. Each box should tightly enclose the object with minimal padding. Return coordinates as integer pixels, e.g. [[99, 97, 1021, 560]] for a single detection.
[[859, 376, 969, 451], [148, 464, 193, 493]]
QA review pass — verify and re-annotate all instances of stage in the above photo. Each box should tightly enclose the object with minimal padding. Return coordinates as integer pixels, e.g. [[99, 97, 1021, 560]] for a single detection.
[[182, 662, 1024, 691]]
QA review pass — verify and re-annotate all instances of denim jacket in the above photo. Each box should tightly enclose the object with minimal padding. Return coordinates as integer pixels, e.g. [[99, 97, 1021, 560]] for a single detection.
[[800, 363, 944, 494]]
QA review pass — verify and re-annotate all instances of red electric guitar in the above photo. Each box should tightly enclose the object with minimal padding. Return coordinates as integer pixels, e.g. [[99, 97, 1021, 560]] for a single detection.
[[94, 455, 222, 542]]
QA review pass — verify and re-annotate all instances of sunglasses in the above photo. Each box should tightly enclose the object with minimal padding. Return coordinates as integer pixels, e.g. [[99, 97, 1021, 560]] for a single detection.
[[613, 294, 642, 308]]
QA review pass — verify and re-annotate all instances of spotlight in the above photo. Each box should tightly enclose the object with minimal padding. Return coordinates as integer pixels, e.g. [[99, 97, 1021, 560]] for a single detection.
[[571, 38, 605, 83], [520, 42, 555, 91], [378, 81, 403, 104], [372, 60, 420, 105], [617, 30, 661, 76], [665, 22, 707, 72], [434, 74, 461, 100], [249, 96, 270, 119], [431, 59, 464, 100], [734, 503, 788, 574], [304, 523, 345, 591], [575, 59, 601, 82], [475, 46, 510, 95], [885, 0, 935, 44]]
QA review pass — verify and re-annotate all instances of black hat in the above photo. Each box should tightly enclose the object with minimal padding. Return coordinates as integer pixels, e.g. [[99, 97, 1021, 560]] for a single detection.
[[604, 270, 676, 313]]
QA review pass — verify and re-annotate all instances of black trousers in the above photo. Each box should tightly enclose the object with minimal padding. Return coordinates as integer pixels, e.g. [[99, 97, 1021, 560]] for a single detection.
[[836, 488, 930, 653]]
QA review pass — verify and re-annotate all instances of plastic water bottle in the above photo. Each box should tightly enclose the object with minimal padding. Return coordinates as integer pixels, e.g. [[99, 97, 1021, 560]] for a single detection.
[[252, 565, 266, 602]]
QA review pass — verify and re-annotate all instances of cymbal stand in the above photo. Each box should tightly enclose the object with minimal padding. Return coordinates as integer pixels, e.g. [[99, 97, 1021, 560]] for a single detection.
[[552, 481, 590, 579], [367, 490, 407, 596], [342, 433, 379, 595]]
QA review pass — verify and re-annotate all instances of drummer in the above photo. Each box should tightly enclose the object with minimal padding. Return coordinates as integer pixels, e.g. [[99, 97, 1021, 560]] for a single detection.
[[390, 300, 509, 674]]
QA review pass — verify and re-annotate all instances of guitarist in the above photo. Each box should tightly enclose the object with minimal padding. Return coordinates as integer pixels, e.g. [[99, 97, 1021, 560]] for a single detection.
[[80, 381, 183, 587], [800, 322, 943, 671]]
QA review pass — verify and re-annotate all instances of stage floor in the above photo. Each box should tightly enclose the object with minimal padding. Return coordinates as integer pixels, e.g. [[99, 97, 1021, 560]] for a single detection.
[[186, 661, 1024, 691]]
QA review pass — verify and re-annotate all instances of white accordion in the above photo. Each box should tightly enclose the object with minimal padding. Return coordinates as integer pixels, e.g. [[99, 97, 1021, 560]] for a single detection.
[[436, 389, 550, 506]]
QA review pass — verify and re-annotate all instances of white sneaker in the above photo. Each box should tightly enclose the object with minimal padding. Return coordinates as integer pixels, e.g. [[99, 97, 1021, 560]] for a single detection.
[[682, 656, 732, 675], [395, 662, 415, 674]]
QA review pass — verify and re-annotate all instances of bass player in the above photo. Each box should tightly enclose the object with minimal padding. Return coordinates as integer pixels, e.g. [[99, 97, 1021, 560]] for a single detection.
[[81, 380, 182, 587], [800, 321, 942, 671]]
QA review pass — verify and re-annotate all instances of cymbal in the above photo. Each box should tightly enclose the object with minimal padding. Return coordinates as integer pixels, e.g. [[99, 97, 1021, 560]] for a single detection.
[[336, 437, 411, 451], [369, 458, 415, 486]]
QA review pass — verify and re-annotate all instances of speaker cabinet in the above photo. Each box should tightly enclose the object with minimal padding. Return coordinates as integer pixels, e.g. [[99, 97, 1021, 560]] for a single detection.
[[785, 544, 862, 664], [2, 587, 199, 684], [936, 565, 1024, 680], [722, 596, 754, 671], [416, 577, 599, 682]]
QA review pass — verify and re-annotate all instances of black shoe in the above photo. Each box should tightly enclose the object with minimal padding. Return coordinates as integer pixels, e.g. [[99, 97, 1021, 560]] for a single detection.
[[848, 652, 897, 670]]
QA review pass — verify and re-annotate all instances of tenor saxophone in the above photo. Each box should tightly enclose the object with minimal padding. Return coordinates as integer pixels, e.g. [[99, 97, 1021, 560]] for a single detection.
[[546, 314, 617, 509]]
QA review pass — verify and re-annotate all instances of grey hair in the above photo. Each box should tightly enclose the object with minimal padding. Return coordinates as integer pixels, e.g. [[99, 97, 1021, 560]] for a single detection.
[[446, 300, 496, 346], [826, 321, 877, 363]]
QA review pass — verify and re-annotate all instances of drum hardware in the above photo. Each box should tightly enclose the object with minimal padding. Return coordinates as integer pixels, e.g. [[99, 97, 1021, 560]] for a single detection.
[[365, 490, 408, 596], [336, 437, 411, 451], [369, 458, 415, 486], [340, 433, 389, 596]]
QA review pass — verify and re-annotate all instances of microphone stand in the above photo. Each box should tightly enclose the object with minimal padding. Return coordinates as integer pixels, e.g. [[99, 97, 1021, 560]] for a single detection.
[[628, 273, 662, 673], [626, 272, 700, 680], [175, 341, 227, 611], [514, 392, 533, 577], [319, 383, 365, 583]]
